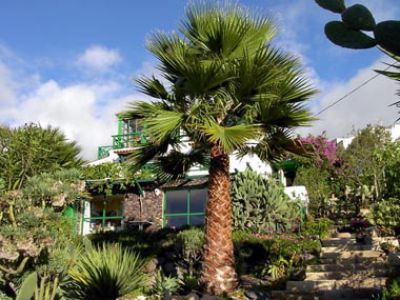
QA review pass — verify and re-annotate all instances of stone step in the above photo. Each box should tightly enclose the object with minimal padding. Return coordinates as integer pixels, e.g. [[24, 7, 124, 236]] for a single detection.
[[321, 245, 376, 252], [333, 232, 354, 239], [286, 278, 387, 292], [272, 289, 380, 300], [321, 250, 384, 259], [320, 256, 386, 265], [322, 239, 357, 247], [270, 291, 318, 300], [305, 269, 388, 280], [307, 262, 388, 272]]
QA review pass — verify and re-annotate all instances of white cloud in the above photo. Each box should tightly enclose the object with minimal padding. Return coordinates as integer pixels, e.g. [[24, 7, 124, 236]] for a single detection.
[[1, 79, 137, 161], [76, 45, 122, 73], [298, 57, 399, 138]]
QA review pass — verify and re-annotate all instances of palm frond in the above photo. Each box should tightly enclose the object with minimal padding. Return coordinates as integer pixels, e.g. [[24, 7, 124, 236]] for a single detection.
[[202, 120, 259, 153]]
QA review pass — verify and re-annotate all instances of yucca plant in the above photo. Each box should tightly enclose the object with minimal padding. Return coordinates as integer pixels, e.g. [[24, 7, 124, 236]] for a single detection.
[[66, 243, 148, 300], [125, 2, 316, 294]]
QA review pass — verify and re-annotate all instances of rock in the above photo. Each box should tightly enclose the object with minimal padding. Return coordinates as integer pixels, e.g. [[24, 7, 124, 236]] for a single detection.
[[303, 253, 316, 261], [144, 258, 158, 273], [244, 290, 270, 300], [244, 290, 258, 299], [388, 253, 400, 266], [185, 293, 200, 300], [201, 295, 221, 300]]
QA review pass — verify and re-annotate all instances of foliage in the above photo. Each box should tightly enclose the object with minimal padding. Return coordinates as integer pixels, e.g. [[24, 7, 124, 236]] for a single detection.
[[371, 198, 400, 230], [294, 166, 332, 216], [149, 269, 181, 299], [175, 228, 204, 277], [16, 272, 59, 300], [376, 141, 400, 199], [383, 277, 400, 299], [0, 124, 83, 190], [302, 218, 334, 239], [295, 126, 392, 219], [232, 231, 321, 279], [67, 243, 149, 300], [0, 169, 86, 298], [231, 168, 302, 234], [125, 2, 316, 177]]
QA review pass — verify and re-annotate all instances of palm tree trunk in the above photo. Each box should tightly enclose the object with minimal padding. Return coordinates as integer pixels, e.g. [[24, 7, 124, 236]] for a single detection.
[[200, 145, 237, 295]]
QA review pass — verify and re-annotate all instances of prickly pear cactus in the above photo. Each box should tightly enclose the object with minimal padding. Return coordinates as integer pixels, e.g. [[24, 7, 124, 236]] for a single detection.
[[341, 4, 376, 31], [315, 0, 345, 13], [231, 168, 302, 234], [315, 0, 400, 56], [374, 21, 400, 57], [325, 21, 377, 49]]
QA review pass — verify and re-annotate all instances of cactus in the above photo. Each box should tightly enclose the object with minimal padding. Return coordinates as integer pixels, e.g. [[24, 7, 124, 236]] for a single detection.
[[315, 0, 400, 56], [325, 21, 377, 49], [341, 4, 375, 31], [374, 21, 400, 57], [315, 0, 345, 13], [231, 168, 301, 233]]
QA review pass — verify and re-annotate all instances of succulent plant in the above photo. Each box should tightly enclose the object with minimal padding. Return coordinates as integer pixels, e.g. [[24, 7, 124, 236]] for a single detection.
[[315, 0, 345, 13], [315, 0, 400, 56], [324, 21, 377, 49], [341, 4, 375, 31]]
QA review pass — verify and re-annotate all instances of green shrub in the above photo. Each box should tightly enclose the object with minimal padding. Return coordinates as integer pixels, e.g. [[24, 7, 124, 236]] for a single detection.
[[174, 228, 204, 276], [231, 168, 302, 234], [149, 269, 181, 299], [66, 243, 149, 300], [303, 218, 334, 239], [372, 198, 400, 230]]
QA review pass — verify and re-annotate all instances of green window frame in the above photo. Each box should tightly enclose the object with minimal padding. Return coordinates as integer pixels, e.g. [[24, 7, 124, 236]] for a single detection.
[[81, 196, 124, 234], [163, 188, 207, 228]]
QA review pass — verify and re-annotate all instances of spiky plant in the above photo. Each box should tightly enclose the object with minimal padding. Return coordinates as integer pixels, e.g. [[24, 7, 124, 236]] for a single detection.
[[125, 2, 316, 294], [67, 243, 148, 300]]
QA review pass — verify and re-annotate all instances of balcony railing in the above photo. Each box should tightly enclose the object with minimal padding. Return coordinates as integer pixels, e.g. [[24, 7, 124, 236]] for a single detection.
[[97, 132, 146, 159]]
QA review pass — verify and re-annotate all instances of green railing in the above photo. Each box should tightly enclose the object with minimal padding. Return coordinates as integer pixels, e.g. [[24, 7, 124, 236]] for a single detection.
[[112, 132, 146, 149], [97, 132, 146, 159]]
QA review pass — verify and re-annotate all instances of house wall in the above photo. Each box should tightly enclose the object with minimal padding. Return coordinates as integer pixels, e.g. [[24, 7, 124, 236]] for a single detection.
[[123, 188, 163, 230]]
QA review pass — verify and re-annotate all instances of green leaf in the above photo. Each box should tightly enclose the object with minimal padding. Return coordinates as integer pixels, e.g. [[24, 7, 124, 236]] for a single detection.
[[202, 121, 259, 153], [16, 272, 37, 300]]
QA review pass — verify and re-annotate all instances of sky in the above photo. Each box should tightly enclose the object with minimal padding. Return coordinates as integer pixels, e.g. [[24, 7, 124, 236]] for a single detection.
[[0, 0, 399, 160]]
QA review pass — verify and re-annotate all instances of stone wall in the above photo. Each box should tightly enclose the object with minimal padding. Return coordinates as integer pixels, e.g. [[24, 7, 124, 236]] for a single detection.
[[123, 187, 163, 230]]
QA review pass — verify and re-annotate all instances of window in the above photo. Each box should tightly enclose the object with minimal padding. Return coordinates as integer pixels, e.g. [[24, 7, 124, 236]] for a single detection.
[[83, 196, 124, 232], [163, 188, 207, 228]]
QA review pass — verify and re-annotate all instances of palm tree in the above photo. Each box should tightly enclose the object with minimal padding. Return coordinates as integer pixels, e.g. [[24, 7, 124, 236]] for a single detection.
[[125, 3, 316, 295]]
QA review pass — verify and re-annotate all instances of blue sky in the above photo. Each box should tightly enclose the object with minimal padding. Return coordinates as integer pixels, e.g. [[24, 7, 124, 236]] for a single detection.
[[0, 0, 399, 159]]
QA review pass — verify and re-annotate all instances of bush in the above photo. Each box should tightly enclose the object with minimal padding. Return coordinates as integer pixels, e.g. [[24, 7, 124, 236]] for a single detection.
[[232, 231, 321, 279], [303, 218, 334, 239], [66, 243, 149, 300], [174, 228, 204, 277], [372, 198, 400, 232], [149, 269, 181, 299]]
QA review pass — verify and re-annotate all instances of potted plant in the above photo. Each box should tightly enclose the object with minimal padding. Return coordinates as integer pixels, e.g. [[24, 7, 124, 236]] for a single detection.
[[350, 216, 371, 244]]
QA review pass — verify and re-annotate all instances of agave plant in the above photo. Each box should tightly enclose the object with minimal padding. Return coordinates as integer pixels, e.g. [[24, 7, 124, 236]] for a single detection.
[[66, 243, 148, 300]]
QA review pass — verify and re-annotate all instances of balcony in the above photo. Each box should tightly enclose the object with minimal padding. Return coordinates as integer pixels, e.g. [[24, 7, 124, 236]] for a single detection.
[[97, 132, 146, 159]]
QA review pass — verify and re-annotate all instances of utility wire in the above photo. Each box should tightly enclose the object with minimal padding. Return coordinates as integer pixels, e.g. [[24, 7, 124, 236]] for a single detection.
[[316, 63, 396, 116]]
